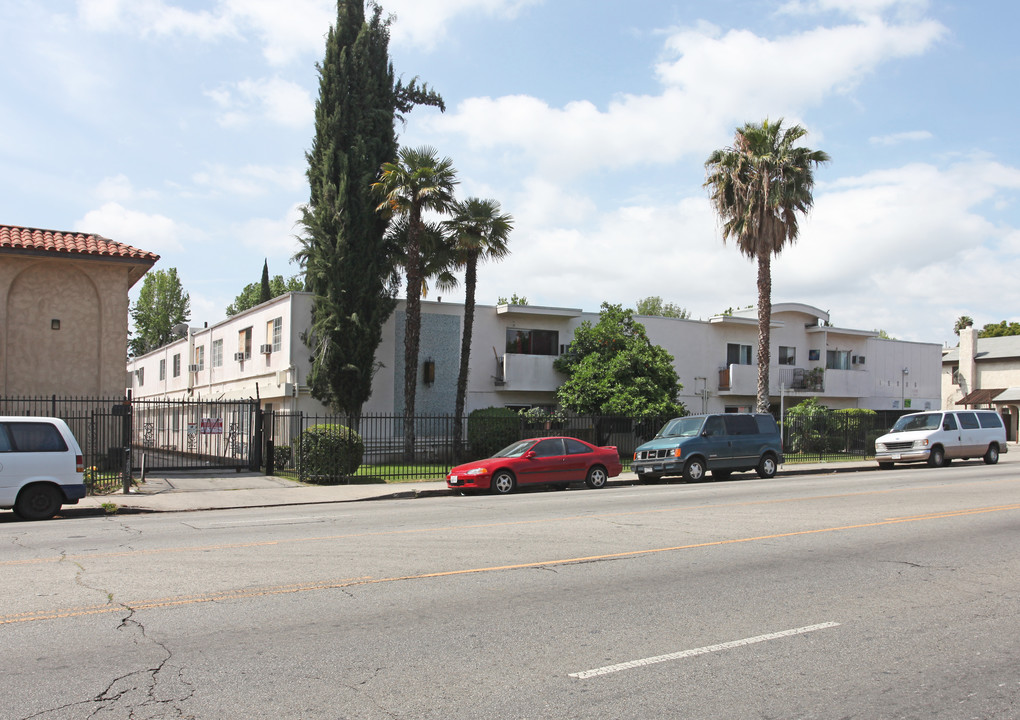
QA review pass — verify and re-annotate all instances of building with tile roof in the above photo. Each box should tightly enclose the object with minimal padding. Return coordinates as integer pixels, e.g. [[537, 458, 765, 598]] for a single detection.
[[1, 223, 159, 397], [942, 327, 1020, 440]]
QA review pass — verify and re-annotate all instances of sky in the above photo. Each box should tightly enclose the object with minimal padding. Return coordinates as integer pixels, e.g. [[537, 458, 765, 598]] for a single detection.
[[2, 0, 1019, 348]]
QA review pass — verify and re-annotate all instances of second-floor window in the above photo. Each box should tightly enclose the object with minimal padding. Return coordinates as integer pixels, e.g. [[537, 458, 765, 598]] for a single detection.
[[136, 368, 144, 386], [212, 339, 223, 368], [778, 346, 796, 365], [172, 353, 181, 377], [159, 359, 166, 381], [826, 350, 851, 370], [268, 317, 283, 352], [727, 343, 752, 366], [951, 365, 960, 386], [506, 328, 558, 355], [238, 328, 252, 359], [194, 345, 205, 371]]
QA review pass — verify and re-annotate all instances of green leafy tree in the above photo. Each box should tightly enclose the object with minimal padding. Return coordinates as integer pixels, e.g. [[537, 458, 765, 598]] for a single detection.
[[226, 274, 304, 316], [374, 145, 459, 459], [295, 0, 443, 418], [953, 315, 974, 335], [705, 118, 829, 413], [555, 303, 684, 443], [635, 296, 690, 319], [978, 320, 1020, 337], [129, 268, 191, 356], [497, 293, 528, 305], [444, 197, 514, 459]]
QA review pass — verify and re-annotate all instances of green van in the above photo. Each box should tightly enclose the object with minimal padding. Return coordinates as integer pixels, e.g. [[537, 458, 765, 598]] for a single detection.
[[631, 413, 783, 482]]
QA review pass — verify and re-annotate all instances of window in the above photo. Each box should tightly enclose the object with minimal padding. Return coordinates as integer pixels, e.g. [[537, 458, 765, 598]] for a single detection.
[[159, 358, 166, 381], [212, 339, 223, 368], [5, 422, 67, 452], [268, 317, 283, 352], [778, 346, 796, 365], [172, 353, 181, 377], [136, 368, 144, 386], [531, 438, 564, 457], [194, 345, 205, 371], [564, 438, 592, 455], [506, 328, 558, 355], [957, 412, 979, 430], [942, 414, 957, 431], [723, 415, 758, 435], [238, 328, 252, 359], [951, 365, 960, 386], [704, 416, 726, 436], [826, 350, 851, 370], [978, 412, 1003, 429], [727, 343, 752, 366]]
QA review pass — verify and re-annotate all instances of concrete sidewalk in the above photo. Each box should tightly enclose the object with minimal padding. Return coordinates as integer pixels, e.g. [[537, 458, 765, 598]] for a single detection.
[[68, 457, 893, 516]]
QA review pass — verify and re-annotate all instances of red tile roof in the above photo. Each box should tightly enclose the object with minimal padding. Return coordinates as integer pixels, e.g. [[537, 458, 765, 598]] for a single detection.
[[0, 224, 159, 263]]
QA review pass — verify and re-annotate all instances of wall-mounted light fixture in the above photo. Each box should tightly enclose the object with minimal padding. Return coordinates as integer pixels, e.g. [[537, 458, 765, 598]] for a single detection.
[[51, 319, 60, 330], [423, 359, 436, 386]]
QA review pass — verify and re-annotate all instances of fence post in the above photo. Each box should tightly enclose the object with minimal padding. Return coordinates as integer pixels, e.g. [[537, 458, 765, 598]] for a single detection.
[[251, 400, 263, 472], [265, 408, 275, 475]]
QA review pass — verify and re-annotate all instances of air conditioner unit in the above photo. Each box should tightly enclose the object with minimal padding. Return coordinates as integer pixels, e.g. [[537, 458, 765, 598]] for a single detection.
[[852, 355, 866, 365], [233, 352, 246, 362], [259, 344, 273, 354], [188, 364, 200, 372]]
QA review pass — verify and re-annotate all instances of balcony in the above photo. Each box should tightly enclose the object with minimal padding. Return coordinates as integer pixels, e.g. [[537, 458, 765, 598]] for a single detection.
[[494, 353, 561, 392], [719, 365, 826, 395]]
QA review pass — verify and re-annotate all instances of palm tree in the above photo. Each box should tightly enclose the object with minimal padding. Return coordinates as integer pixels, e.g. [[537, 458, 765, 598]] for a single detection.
[[705, 119, 829, 413], [374, 146, 458, 460], [953, 316, 974, 336], [444, 198, 514, 460]]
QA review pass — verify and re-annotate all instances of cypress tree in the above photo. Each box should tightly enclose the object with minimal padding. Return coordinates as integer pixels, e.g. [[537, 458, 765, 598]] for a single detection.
[[297, 0, 443, 420], [259, 259, 271, 304]]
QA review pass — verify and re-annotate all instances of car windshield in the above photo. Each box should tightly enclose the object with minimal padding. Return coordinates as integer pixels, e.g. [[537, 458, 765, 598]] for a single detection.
[[891, 413, 942, 432], [492, 440, 536, 458], [656, 417, 704, 438]]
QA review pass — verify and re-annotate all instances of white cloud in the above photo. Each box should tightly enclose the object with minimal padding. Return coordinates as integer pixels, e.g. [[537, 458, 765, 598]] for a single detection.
[[75, 202, 186, 253], [384, 0, 543, 50], [95, 175, 159, 202], [191, 164, 306, 197], [869, 130, 933, 145], [206, 77, 314, 128], [77, 0, 236, 40], [231, 202, 305, 256]]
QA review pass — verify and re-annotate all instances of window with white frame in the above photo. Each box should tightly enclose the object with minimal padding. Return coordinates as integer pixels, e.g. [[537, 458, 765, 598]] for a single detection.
[[778, 346, 796, 365], [826, 349, 851, 370], [238, 328, 252, 359], [159, 358, 166, 381], [269, 317, 282, 352], [172, 353, 181, 377], [195, 345, 205, 371], [136, 368, 144, 386], [726, 343, 752, 366], [212, 339, 223, 368]]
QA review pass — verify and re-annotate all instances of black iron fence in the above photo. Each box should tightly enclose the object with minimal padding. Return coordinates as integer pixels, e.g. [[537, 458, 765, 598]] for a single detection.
[[0, 395, 258, 493], [782, 409, 910, 463]]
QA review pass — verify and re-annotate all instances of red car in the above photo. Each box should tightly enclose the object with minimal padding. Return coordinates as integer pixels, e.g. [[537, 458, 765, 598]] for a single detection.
[[446, 436, 623, 494]]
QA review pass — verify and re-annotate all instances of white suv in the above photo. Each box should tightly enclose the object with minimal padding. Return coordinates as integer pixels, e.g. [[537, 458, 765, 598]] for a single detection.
[[0, 417, 87, 520], [875, 409, 1008, 468]]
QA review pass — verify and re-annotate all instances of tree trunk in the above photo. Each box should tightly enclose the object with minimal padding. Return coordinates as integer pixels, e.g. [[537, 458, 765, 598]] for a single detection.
[[452, 252, 478, 462], [756, 247, 772, 413], [403, 211, 423, 462]]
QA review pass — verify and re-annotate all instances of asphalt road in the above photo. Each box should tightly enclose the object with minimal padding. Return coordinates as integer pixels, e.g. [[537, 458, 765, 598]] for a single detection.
[[2, 461, 1018, 719]]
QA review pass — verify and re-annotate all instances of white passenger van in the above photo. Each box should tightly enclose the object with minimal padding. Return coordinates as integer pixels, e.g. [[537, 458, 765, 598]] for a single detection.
[[875, 409, 1008, 469], [0, 417, 86, 520]]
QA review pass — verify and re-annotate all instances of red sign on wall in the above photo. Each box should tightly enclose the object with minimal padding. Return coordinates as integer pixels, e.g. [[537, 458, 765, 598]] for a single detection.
[[200, 418, 223, 435]]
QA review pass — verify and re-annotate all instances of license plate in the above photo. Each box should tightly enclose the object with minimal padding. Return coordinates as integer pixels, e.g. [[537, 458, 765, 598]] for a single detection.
[[891, 454, 901, 460], [641, 467, 654, 473], [449, 476, 458, 484]]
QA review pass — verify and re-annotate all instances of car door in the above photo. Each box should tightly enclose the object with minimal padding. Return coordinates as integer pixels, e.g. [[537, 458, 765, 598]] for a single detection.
[[700, 416, 733, 470], [723, 414, 759, 470], [938, 413, 962, 459], [520, 438, 566, 486], [562, 438, 594, 482], [954, 412, 982, 457]]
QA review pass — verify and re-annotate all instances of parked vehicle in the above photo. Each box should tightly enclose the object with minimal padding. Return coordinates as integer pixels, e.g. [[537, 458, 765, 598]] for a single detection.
[[874, 409, 1007, 468], [631, 413, 784, 482], [447, 436, 622, 494], [0, 417, 86, 520]]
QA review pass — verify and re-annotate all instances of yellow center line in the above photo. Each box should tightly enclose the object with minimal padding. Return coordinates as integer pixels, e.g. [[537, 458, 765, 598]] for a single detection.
[[3, 501, 1018, 626]]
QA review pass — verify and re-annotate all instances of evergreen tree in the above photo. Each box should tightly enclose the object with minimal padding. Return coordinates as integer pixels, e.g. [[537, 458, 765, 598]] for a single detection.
[[129, 268, 191, 357], [295, 0, 443, 418], [260, 260, 271, 304]]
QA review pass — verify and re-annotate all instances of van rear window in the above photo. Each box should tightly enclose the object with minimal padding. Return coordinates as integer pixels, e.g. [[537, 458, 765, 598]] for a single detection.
[[5, 422, 68, 452], [977, 413, 1003, 429]]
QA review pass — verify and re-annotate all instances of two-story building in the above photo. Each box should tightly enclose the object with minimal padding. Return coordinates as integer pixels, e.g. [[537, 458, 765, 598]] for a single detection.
[[942, 327, 1020, 440], [126, 296, 943, 419]]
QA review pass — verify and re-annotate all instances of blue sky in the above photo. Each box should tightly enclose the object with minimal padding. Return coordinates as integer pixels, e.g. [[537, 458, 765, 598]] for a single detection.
[[2, 0, 1019, 347]]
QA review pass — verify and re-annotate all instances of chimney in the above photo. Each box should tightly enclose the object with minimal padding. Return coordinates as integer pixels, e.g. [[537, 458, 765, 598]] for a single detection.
[[959, 327, 978, 393]]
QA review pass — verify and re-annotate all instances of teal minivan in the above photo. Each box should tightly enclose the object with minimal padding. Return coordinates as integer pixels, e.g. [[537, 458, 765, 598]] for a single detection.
[[632, 413, 783, 482]]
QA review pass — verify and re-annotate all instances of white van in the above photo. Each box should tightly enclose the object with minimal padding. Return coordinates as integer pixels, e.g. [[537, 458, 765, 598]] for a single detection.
[[0, 417, 86, 520], [875, 410, 1008, 469]]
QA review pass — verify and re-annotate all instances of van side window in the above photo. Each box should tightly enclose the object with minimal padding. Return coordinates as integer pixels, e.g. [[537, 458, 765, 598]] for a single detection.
[[755, 415, 778, 434], [7, 422, 68, 452], [723, 415, 758, 435], [978, 413, 1003, 429], [704, 416, 726, 436], [0, 425, 10, 452], [957, 412, 979, 430], [942, 414, 958, 431]]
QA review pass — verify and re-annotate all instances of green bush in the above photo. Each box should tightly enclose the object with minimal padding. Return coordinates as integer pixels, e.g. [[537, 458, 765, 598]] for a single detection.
[[272, 443, 292, 470], [467, 407, 521, 460], [295, 423, 363, 484]]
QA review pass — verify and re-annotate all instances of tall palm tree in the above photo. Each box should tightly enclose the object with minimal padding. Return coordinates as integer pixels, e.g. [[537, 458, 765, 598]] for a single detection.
[[705, 119, 829, 413], [444, 198, 514, 460], [374, 146, 458, 460]]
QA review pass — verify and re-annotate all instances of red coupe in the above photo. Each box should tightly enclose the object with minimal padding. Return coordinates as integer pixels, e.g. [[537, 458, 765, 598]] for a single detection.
[[446, 436, 623, 494]]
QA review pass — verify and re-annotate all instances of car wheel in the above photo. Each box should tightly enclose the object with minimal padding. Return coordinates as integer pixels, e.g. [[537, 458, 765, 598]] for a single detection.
[[585, 465, 608, 489], [757, 454, 778, 479], [14, 484, 62, 521], [491, 470, 516, 495], [984, 445, 1000, 465], [927, 446, 946, 468], [878, 462, 894, 470], [683, 458, 706, 483]]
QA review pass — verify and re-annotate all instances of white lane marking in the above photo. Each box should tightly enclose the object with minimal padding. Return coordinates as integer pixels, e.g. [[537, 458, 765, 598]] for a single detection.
[[569, 622, 840, 679]]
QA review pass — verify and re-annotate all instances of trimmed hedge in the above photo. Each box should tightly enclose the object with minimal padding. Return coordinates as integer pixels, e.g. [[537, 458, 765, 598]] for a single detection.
[[295, 423, 363, 484], [466, 407, 520, 460]]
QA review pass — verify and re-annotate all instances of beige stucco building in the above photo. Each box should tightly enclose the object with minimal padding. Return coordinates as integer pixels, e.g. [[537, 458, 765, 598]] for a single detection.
[[1, 224, 158, 397], [942, 327, 1020, 440]]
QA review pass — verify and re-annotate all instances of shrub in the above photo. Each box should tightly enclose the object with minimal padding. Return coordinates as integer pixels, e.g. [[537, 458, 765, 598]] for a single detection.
[[295, 423, 363, 484], [467, 407, 520, 460], [272, 443, 293, 470]]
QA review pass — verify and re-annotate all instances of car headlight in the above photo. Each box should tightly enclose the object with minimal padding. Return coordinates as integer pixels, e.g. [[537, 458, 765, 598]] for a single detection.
[[465, 467, 488, 476]]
